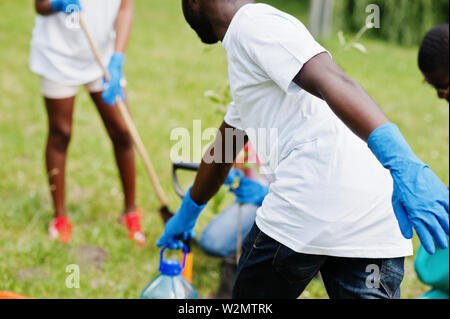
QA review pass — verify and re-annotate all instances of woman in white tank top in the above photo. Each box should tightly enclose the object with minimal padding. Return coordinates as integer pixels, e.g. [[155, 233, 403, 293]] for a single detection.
[[30, 0, 146, 246]]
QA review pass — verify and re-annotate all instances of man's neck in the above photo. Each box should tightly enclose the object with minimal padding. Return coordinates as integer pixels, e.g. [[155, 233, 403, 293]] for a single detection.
[[209, 0, 254, 41]]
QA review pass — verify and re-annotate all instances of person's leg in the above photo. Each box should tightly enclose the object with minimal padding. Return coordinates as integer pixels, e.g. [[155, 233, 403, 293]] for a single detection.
[[198, 203, 258, 257], [198, 203, 258, 299], [232, 223, 327, 299], [89, 91, 136, 213], [320, 256, 405, 299], [44, 97, 76, 216], [213, 255, 238, 299]]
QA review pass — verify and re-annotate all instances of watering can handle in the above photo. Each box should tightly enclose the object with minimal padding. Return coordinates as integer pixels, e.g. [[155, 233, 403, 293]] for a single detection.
[[160, 244, 189, 271]]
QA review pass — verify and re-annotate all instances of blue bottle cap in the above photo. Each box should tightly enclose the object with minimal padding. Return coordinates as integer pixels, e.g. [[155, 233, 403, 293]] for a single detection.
[[158, 244, 189, 277], [159, 259, 183, 276]]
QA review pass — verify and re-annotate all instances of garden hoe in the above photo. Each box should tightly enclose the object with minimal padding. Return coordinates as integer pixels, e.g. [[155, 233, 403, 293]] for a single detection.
[[172, 161, 201, 282]]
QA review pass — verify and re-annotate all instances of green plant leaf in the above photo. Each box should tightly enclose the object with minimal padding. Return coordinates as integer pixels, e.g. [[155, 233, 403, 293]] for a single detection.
[[352, 42, 368, 54], [338, 30, 346, 46]]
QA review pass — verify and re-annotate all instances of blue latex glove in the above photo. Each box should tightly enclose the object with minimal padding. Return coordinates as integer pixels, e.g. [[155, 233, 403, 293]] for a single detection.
[[156, 187, 206, 250], [368, 123, 449, 254], [231, 177, 269, 206], [224, 168, 243, 186], [102, 53, 126, 106], [50, 0, 81, 13]]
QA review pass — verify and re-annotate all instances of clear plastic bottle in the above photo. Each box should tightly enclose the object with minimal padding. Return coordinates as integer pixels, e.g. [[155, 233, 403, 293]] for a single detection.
[[139, 244, 199, 299]]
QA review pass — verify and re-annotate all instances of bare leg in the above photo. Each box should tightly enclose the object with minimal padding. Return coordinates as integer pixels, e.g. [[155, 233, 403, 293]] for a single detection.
[[44, 97, 75, 217], [90, 92, 136, 213]]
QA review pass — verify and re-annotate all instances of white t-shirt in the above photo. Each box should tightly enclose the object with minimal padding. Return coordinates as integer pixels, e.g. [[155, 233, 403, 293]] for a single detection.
[[222, 3, 412, 258], [29, 0, 122, 85]]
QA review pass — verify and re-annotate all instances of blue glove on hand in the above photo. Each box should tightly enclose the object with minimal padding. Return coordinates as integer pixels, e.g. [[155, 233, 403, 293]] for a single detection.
[[368, 124, 449, 254], [102, 53, 126, 106], [224, 169, 244, 186], [156, 187, 206, 250], [50, 0, 81, 13], [231, 177, 269, 206]]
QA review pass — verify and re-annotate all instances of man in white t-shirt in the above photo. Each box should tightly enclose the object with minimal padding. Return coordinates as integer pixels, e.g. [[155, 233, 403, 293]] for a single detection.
[[156, 1, 450, 299], [30, 0, 145, 245]]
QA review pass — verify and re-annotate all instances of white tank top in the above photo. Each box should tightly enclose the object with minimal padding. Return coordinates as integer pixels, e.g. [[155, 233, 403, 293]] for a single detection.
[[29, 0, 122, 85]]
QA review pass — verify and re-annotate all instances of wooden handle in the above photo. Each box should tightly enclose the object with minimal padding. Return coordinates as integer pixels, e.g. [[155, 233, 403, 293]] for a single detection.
[[79, 15, 168, 206], [236, 204, 243, 264]]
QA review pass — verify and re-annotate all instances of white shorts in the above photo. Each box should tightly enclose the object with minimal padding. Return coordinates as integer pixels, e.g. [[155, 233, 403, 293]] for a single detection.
[[39, 77, 104, 99]]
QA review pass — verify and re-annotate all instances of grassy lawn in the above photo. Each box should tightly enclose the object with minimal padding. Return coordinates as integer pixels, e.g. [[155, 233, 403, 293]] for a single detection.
[[0, 0, 448, 299]]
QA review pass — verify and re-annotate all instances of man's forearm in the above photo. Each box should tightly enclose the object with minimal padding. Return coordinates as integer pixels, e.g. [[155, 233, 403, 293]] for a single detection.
[[321, 75, 389, 141], [190, 122, 247, 205], [190, 161, 234, 205], [114, 0, 134, 53], [294, 52, 389, 141]]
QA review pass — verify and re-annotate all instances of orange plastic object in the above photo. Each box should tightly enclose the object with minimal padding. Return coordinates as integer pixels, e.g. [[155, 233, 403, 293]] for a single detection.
[[181, 252, 194, 283], [0, 291, 32, 299]]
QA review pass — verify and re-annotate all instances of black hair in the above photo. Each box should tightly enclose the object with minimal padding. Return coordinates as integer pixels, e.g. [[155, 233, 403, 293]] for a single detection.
[[418, 24, 449, 73], [181, 0, 219, 44]]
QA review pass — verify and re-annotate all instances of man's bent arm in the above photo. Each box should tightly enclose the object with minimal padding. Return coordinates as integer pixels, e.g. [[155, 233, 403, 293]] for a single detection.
[[294, 52, 389, 141], [294, 52, 449, 255], [190, 121, 247, 205]]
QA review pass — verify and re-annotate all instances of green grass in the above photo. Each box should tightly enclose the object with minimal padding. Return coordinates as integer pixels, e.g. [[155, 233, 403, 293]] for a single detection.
[[0, 0, 448, 299]]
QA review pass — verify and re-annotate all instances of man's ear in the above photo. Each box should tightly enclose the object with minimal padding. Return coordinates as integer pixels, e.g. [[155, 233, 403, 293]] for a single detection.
[[191, 0, 200, 9], [183, 0, 200, 10]]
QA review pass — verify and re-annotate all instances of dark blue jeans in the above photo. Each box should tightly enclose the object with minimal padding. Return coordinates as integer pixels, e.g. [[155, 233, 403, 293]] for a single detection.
[[233, 224, 405, 299]]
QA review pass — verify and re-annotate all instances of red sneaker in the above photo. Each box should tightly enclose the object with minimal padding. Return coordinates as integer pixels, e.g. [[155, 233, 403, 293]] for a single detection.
[[122, 209, 145, 245], [48, 216, 72, 244]]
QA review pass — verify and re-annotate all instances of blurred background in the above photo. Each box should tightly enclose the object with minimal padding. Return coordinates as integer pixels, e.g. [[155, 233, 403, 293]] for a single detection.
[[0, 0, 448, 299]]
